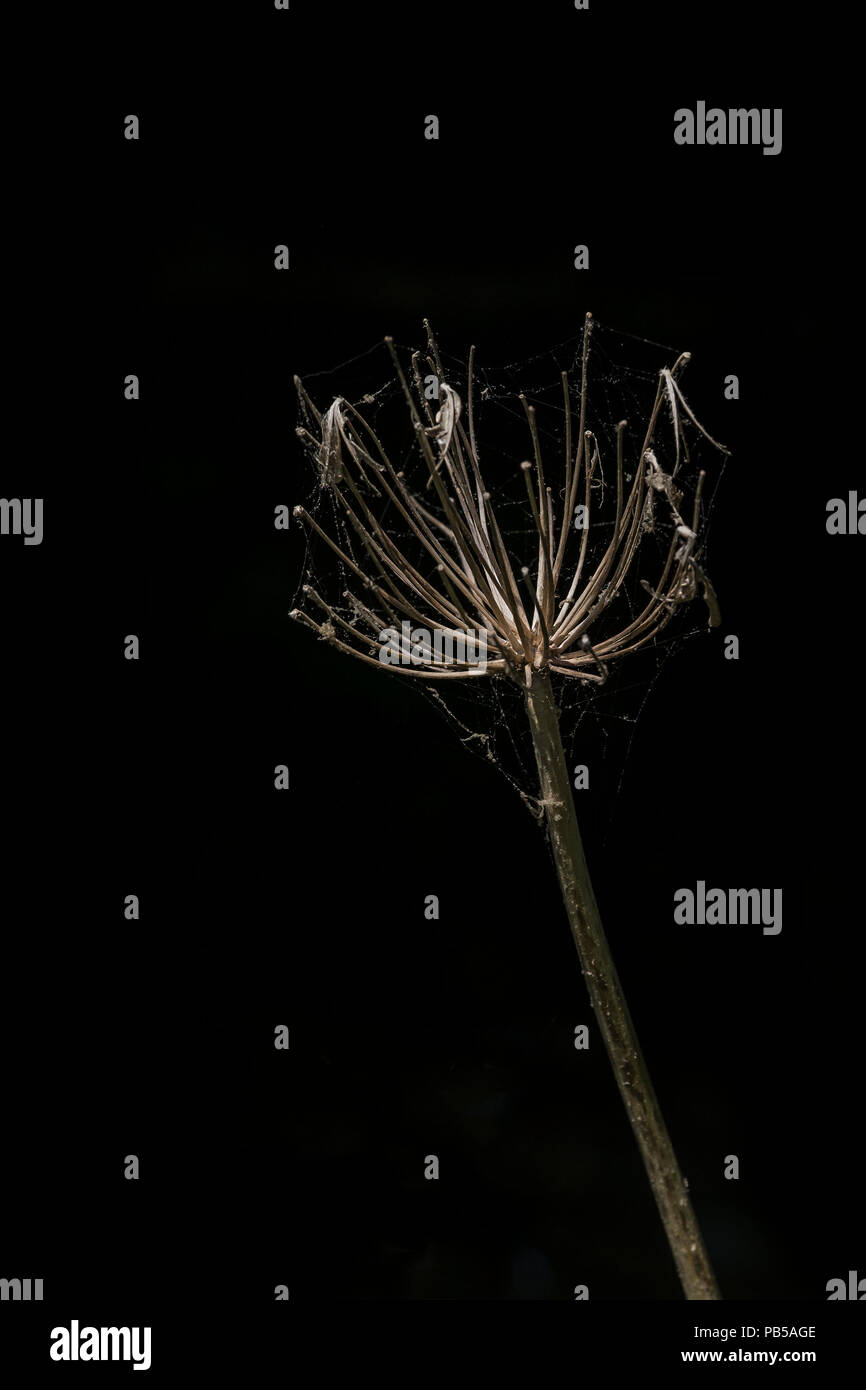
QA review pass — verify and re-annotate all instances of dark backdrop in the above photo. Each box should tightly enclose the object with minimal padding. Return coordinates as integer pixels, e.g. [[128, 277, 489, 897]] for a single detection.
[[1, 0, 860, 1371]]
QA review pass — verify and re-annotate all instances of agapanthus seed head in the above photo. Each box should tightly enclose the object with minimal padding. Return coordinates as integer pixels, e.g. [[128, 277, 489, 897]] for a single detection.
[[291, 321, 727, 686]]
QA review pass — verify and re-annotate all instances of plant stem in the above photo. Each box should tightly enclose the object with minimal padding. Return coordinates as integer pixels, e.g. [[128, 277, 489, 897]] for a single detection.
[[523, 668, 720, 1300]]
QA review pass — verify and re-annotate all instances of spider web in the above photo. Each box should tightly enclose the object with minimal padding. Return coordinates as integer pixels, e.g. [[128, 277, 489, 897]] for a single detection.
[[291, 318, 728, 837]]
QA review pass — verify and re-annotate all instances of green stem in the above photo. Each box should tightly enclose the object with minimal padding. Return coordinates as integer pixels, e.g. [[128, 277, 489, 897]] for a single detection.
[[523, 668, 720, 1300]]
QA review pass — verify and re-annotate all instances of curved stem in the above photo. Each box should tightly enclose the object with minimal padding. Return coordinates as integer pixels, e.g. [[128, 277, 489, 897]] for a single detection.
[[523, 669, 720, 1301]]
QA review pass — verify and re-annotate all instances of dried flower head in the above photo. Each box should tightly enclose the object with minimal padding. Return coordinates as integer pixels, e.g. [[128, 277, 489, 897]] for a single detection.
[[288, 314, 730, 1301], [290, 315, 727, 687]]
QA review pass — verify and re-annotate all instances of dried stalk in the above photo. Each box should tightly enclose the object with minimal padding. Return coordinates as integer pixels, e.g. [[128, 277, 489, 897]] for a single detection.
[[525, 667, 720, 1299], [291, 316, 728, 1299]]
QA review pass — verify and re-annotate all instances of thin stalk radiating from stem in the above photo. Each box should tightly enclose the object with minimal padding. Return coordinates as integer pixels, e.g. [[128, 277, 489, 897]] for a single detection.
[[522, 668, 721, 1301]]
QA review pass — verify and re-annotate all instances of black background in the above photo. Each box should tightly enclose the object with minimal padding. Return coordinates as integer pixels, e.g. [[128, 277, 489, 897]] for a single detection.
[[2, 0, 861, 1373]]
